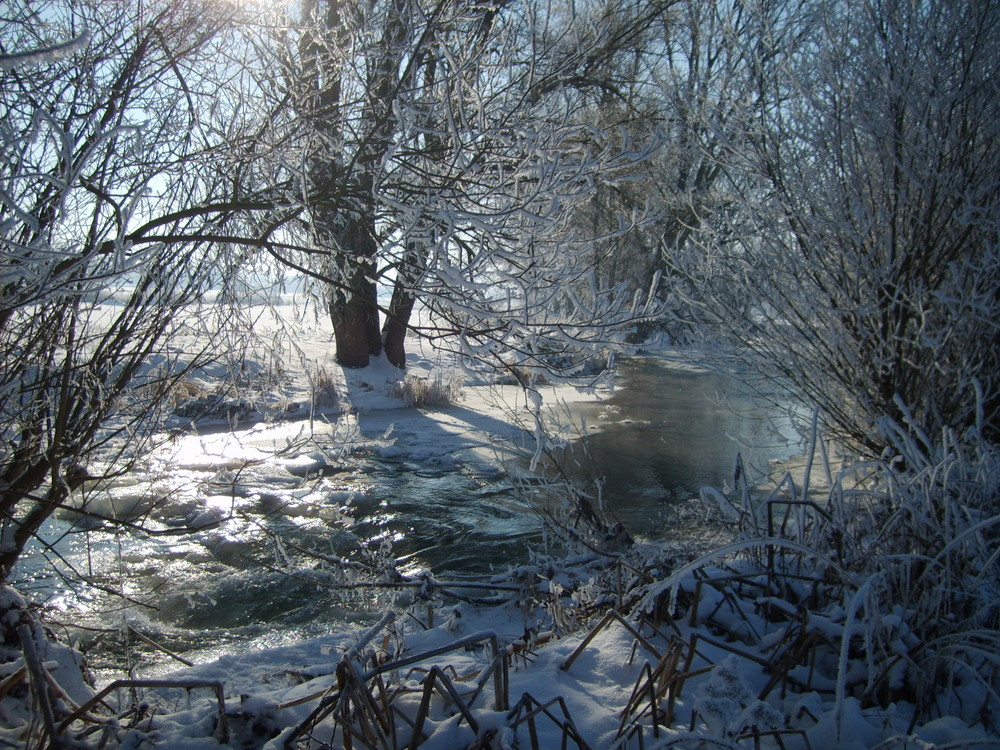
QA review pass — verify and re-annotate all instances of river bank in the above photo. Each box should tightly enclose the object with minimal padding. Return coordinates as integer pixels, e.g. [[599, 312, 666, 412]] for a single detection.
[[5, 302, 996, 748]]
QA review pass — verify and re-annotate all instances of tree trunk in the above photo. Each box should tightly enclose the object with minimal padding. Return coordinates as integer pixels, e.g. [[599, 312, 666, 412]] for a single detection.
[[382, 279, 415, 369], [327, 216, 382, 368], [322, 202, 384, 366], [331, 296, 377, 368]]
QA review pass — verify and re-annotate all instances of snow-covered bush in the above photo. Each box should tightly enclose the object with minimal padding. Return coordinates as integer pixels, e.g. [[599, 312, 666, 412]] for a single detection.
[[666, 0, 1000, 453], [659, 418, 1000, 738], [308, 366, 340, 410], [390, 372, 464, 408]]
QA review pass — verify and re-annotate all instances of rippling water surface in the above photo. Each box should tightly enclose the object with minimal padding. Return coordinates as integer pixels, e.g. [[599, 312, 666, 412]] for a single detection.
[[13, 357, 799, 680]]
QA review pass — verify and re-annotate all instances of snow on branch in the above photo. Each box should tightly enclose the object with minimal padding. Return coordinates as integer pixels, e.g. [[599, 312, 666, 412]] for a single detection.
[[0, 32, 90, 71]]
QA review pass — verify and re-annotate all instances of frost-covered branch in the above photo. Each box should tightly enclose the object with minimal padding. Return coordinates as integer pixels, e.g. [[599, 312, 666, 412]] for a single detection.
[[662, 0, 1000, 452], [241, 0, 667, 371], [0, 0, 283, 581]]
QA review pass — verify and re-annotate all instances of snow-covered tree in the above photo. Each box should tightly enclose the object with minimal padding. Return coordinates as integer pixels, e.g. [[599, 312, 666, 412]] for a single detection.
[[667, 0, 1000, 452], [0, 0, 278, 581], [559, 0, 810, 345], [248, 0, 665, 371]]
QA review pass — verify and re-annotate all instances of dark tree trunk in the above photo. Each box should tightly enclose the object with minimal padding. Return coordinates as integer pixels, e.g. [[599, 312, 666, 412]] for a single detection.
[[382, 279, 415, 369], [327, 216, 382, 368], [331, 297, 376, 368]]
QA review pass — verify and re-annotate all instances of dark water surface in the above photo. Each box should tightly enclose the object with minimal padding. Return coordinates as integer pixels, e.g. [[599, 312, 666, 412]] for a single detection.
[[566, 357, 800, 535]]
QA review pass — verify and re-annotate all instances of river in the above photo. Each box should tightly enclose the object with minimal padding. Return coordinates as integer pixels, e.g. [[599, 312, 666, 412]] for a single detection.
[[11, 356, 800, 679], [563, 357, 800, 534]]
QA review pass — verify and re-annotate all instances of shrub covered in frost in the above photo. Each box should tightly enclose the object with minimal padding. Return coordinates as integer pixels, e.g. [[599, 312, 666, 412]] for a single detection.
[[677, 414, 1000, 735], [390, 372, 464, 408]]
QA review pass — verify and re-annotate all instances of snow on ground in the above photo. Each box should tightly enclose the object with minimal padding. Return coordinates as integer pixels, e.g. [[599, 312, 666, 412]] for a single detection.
[[2, 302, 997, 749], [161, 300, 616, 477]]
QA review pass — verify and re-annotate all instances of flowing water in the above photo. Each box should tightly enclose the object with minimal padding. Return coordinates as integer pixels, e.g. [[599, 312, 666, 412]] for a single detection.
[[11, 356, 800, 680]]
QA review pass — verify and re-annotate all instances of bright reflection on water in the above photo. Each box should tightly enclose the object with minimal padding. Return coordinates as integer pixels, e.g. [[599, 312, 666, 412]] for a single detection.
[[14, 456, 540, 680], [12, 356, 800, 681]]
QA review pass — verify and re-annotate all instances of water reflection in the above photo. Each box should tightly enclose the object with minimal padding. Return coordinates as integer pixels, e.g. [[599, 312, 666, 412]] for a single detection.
[[556, 357, 800, 536]]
